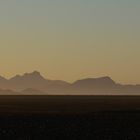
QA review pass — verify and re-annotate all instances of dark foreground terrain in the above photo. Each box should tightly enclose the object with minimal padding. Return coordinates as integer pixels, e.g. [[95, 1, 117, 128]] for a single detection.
[[0, 95, 140, 114], [0, 96, 140, 139]]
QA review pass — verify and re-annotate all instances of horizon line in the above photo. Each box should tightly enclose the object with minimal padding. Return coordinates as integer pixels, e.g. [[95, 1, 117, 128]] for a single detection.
[[0, 70, 139, 86]]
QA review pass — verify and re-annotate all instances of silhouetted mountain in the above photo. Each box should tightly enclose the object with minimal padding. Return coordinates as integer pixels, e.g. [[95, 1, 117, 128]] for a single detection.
[[73, 77, 116, 88], [69, 77, 121, 94], [10, 71, 46, 82], [0, 71, 140, 94], [0, 71, 70, 92], [9, 71, 51, 91]]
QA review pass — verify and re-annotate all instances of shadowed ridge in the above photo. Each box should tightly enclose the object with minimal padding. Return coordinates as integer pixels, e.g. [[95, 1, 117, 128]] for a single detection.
[[9, 75, 21, 81], [0, 76, 7, 81]]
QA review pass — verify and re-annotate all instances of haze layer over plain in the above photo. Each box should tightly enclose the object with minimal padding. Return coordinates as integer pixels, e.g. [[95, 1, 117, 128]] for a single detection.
[[0, 0, 140, 84]]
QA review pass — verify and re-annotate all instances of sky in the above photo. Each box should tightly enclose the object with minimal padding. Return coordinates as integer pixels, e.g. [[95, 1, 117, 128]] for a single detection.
[[0, 0, 140, 84]]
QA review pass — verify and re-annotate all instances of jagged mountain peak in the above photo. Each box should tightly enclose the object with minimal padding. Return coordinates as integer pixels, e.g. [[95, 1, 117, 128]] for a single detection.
[[9, 71, 47, 81], [23, 71, 41, 77]]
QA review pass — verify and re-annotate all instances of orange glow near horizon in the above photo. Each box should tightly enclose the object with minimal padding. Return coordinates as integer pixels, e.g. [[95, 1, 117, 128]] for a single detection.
[[0, 0, 140, 84]]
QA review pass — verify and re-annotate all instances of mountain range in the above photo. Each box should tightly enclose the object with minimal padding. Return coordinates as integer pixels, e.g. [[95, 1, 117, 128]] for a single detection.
[[0, 71, 140, 95]]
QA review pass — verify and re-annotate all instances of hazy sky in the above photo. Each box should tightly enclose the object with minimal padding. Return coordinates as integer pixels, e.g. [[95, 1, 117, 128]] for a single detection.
[[0, 0, 140, 84]]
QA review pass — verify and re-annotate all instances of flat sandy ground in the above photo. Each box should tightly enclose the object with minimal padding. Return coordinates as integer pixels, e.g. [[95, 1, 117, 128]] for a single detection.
[[0, 95, 140, 114], [0, 96, 140, 139]]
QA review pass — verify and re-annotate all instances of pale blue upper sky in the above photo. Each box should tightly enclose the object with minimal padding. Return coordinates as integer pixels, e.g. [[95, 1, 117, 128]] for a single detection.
[[0, 0, 140, 84]]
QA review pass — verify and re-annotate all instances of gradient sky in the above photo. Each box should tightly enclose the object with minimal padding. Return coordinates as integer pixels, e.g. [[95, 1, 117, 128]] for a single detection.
[[0, 0, 140, 84]]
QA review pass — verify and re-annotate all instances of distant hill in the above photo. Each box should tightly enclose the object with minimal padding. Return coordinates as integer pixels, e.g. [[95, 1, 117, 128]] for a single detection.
[[0, 71, 140, 95], [73, 77, 116, 88]]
